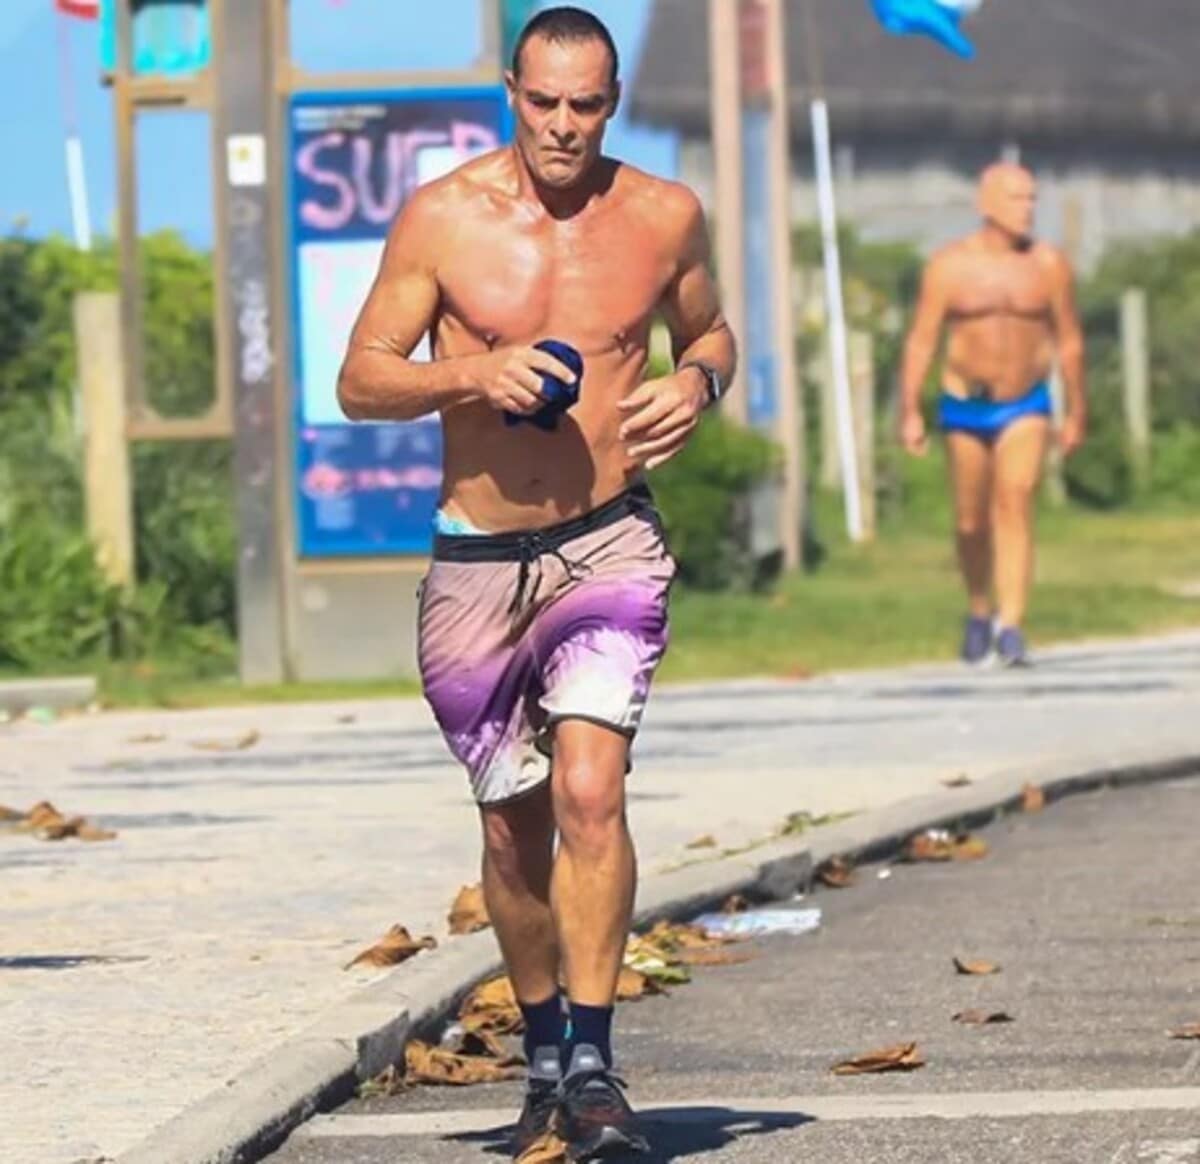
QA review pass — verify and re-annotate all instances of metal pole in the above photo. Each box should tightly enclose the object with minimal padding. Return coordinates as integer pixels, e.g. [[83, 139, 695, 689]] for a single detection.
[[811, 98, 863, 541], [213, 0, 287, 683], [802, 0, 863, 542], [708, 0, 748, 422], [763, 0, 803, 568]]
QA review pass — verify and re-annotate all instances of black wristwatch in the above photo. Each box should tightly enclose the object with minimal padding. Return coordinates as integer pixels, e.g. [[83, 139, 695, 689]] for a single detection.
[[680, 360, 724, 409]]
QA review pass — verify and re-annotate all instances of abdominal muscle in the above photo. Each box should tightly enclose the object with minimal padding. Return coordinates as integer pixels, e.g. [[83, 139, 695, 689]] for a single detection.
[[436, 339, 650, 535], [943, 313, 1056, 402]]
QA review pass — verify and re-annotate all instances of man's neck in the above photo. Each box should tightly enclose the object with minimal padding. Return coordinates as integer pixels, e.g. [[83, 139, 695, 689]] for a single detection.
[[977, 222, 1030, 253], [512, 148, 613, 221]]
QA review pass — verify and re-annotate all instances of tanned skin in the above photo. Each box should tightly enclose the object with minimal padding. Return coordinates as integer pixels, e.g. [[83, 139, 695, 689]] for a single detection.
[[899, 162, 1086, 631], [338, 32, 736, 1014]]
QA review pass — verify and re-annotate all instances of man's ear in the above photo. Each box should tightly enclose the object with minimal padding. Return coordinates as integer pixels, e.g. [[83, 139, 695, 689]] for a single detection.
[[608, 79, 622, 120], [504, 70, 517, 109]]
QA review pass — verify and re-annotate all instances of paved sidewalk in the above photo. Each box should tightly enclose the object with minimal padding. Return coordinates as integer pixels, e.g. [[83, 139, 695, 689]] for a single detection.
[[1, 631, 1198, 1164]]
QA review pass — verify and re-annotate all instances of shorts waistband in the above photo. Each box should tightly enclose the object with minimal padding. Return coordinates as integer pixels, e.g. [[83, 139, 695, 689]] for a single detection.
[[433, 484, 654, 564]]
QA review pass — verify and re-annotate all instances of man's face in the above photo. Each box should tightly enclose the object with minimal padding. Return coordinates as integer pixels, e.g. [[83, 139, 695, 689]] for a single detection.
[[506, 35, 618, 190], [981, 167, 1037, 242]]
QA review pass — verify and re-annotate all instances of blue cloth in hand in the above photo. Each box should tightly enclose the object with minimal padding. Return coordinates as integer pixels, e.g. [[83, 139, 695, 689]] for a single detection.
[[504, 339, 584, 432]]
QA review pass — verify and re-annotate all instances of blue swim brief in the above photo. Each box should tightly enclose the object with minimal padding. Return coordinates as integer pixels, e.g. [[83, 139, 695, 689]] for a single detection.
[[938, 381, 1053, 441]]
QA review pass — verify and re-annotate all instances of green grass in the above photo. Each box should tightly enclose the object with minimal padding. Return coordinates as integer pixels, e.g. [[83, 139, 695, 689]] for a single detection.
[[662, 500, 1200, 683], [35, 481, 1200, 710]]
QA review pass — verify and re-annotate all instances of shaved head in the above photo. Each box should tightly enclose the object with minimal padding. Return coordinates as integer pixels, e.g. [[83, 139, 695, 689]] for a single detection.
[[978, 161, 1036, 243]]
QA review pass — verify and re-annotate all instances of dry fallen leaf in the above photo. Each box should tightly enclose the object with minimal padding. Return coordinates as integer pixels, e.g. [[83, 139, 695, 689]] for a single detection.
[[953, 1009, 1014, 1025], [782, 664, 815, 680], [126, 732, 166, 744], [9, 801, 118, 842], [818, 856, 858, 889], [1021, 783, 1046, 813], [905, 831, 989, 863], [616, 966, 667, 1001], [953, 835, 990, 861], [344, 925, 436, 970], [832, 1042, 925, 1075], [191, 729, 260, 752], [359, 1063, 404, 1098], [1168, 1023, 1200, 1040], [404, 1039, 525, 1087], [686, 834, 718, 850], [515, 1130, 569, 1163], [448, 883, 491, 935], [0, 804, 23, 822], [459, 976, 524, 1035], [954, 956, 1001, 976], [943, 774, 972, 788]]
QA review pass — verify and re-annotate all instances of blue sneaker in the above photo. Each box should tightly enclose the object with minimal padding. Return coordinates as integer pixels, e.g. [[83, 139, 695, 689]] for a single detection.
[[995, 626, 1032, 668], [960, 616, 994, 665]]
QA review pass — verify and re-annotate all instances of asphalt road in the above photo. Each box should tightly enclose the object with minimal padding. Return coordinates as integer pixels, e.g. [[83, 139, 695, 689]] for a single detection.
[[271, 775, 1200, 1164]]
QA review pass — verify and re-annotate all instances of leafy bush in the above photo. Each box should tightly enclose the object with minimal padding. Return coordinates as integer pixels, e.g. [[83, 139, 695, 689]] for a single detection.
[[652, 413, 780, 590]]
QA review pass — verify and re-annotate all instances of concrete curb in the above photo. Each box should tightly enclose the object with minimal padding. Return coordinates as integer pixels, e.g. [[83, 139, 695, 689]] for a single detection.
[[0, 676, 96, 716], [110, 745, 1200, 1164]]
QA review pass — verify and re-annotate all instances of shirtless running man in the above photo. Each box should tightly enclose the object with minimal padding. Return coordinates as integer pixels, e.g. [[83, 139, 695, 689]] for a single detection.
[[899, 162, 1087, 667], [337, 8, 735, 1158]]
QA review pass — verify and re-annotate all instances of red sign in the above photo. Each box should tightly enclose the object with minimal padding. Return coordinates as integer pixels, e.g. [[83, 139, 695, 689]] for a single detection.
[[56, 0, 100, 18]]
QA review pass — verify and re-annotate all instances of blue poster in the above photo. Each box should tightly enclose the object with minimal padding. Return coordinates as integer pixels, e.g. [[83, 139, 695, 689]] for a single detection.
[[288, 88, 511, 557]]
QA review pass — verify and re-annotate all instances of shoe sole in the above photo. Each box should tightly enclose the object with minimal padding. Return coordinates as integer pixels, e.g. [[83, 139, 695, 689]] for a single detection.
[[568, 1124, 650, 1161]]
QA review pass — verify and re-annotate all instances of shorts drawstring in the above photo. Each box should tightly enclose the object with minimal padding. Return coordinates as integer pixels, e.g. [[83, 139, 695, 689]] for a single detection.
[[508, 532, 592, 616]]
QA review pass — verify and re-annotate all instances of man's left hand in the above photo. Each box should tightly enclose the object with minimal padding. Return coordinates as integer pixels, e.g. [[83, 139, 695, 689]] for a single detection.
[[618, 368, 707, 470], [1059, 413, 1087, 457]]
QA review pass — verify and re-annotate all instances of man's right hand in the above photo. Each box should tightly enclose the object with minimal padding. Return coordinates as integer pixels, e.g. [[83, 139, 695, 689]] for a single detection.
[[900, 410, 929, 457], [469, 346, 578, 416]]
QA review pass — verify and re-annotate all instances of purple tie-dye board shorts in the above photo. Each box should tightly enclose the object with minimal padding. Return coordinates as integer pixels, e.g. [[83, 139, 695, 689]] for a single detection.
[[418, 486, 675, 806]]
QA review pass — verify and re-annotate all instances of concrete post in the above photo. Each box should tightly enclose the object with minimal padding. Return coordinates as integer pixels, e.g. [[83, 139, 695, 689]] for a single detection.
[[1120, 287, 1151, 491], [73, 292, 135, 588]]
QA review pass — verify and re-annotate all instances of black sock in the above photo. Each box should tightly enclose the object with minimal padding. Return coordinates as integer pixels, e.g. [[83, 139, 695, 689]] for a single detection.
[[567, 1001, 614, 1068], [518, 991, 566, 1066]]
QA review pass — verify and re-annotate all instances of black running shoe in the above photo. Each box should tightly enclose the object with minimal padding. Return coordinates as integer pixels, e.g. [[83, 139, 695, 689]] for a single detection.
[[559, 1043, 649, 1161], [512, 1045, 562, 1160]]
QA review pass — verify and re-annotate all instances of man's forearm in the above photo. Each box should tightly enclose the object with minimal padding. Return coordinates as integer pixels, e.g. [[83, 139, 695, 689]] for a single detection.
[[675, 321, 737, 394], [900, 338, 936, 418], [337, 348, 481, 422], [1059, 341, 1087, 420]]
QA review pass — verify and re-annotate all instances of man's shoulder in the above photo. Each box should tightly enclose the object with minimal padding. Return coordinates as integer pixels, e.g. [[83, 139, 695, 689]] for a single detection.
[[616, 163, 703, 217], [1029, 240, 1072, 278], [397, 148, 513, 228]]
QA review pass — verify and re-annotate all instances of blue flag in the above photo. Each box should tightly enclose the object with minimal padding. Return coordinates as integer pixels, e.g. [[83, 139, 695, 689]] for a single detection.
[[870, 0, 977, 60]]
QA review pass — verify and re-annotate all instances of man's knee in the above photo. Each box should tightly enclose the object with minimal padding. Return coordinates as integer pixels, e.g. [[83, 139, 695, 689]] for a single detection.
[[955, 511, 989, 540], [993, 480, 1037, 522], [481, 795, 552, 881], [554, 757, 626, 853]]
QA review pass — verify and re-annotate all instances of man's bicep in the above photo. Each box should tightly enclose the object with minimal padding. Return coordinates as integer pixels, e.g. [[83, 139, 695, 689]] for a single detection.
[[1049, 252, 1082, 336], [661, 260, 724, 353], [345, 198, 440, 359], [909, 259, 949, 342], [660, 196, 724, 350]]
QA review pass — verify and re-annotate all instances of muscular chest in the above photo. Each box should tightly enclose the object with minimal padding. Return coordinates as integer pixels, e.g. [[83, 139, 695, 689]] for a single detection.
[[438, 214, 670, 350], [948, 255, 1052, 320]]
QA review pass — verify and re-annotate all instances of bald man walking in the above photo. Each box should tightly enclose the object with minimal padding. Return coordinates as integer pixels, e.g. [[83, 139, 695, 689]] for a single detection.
[[899, 163, 1087, 667]]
